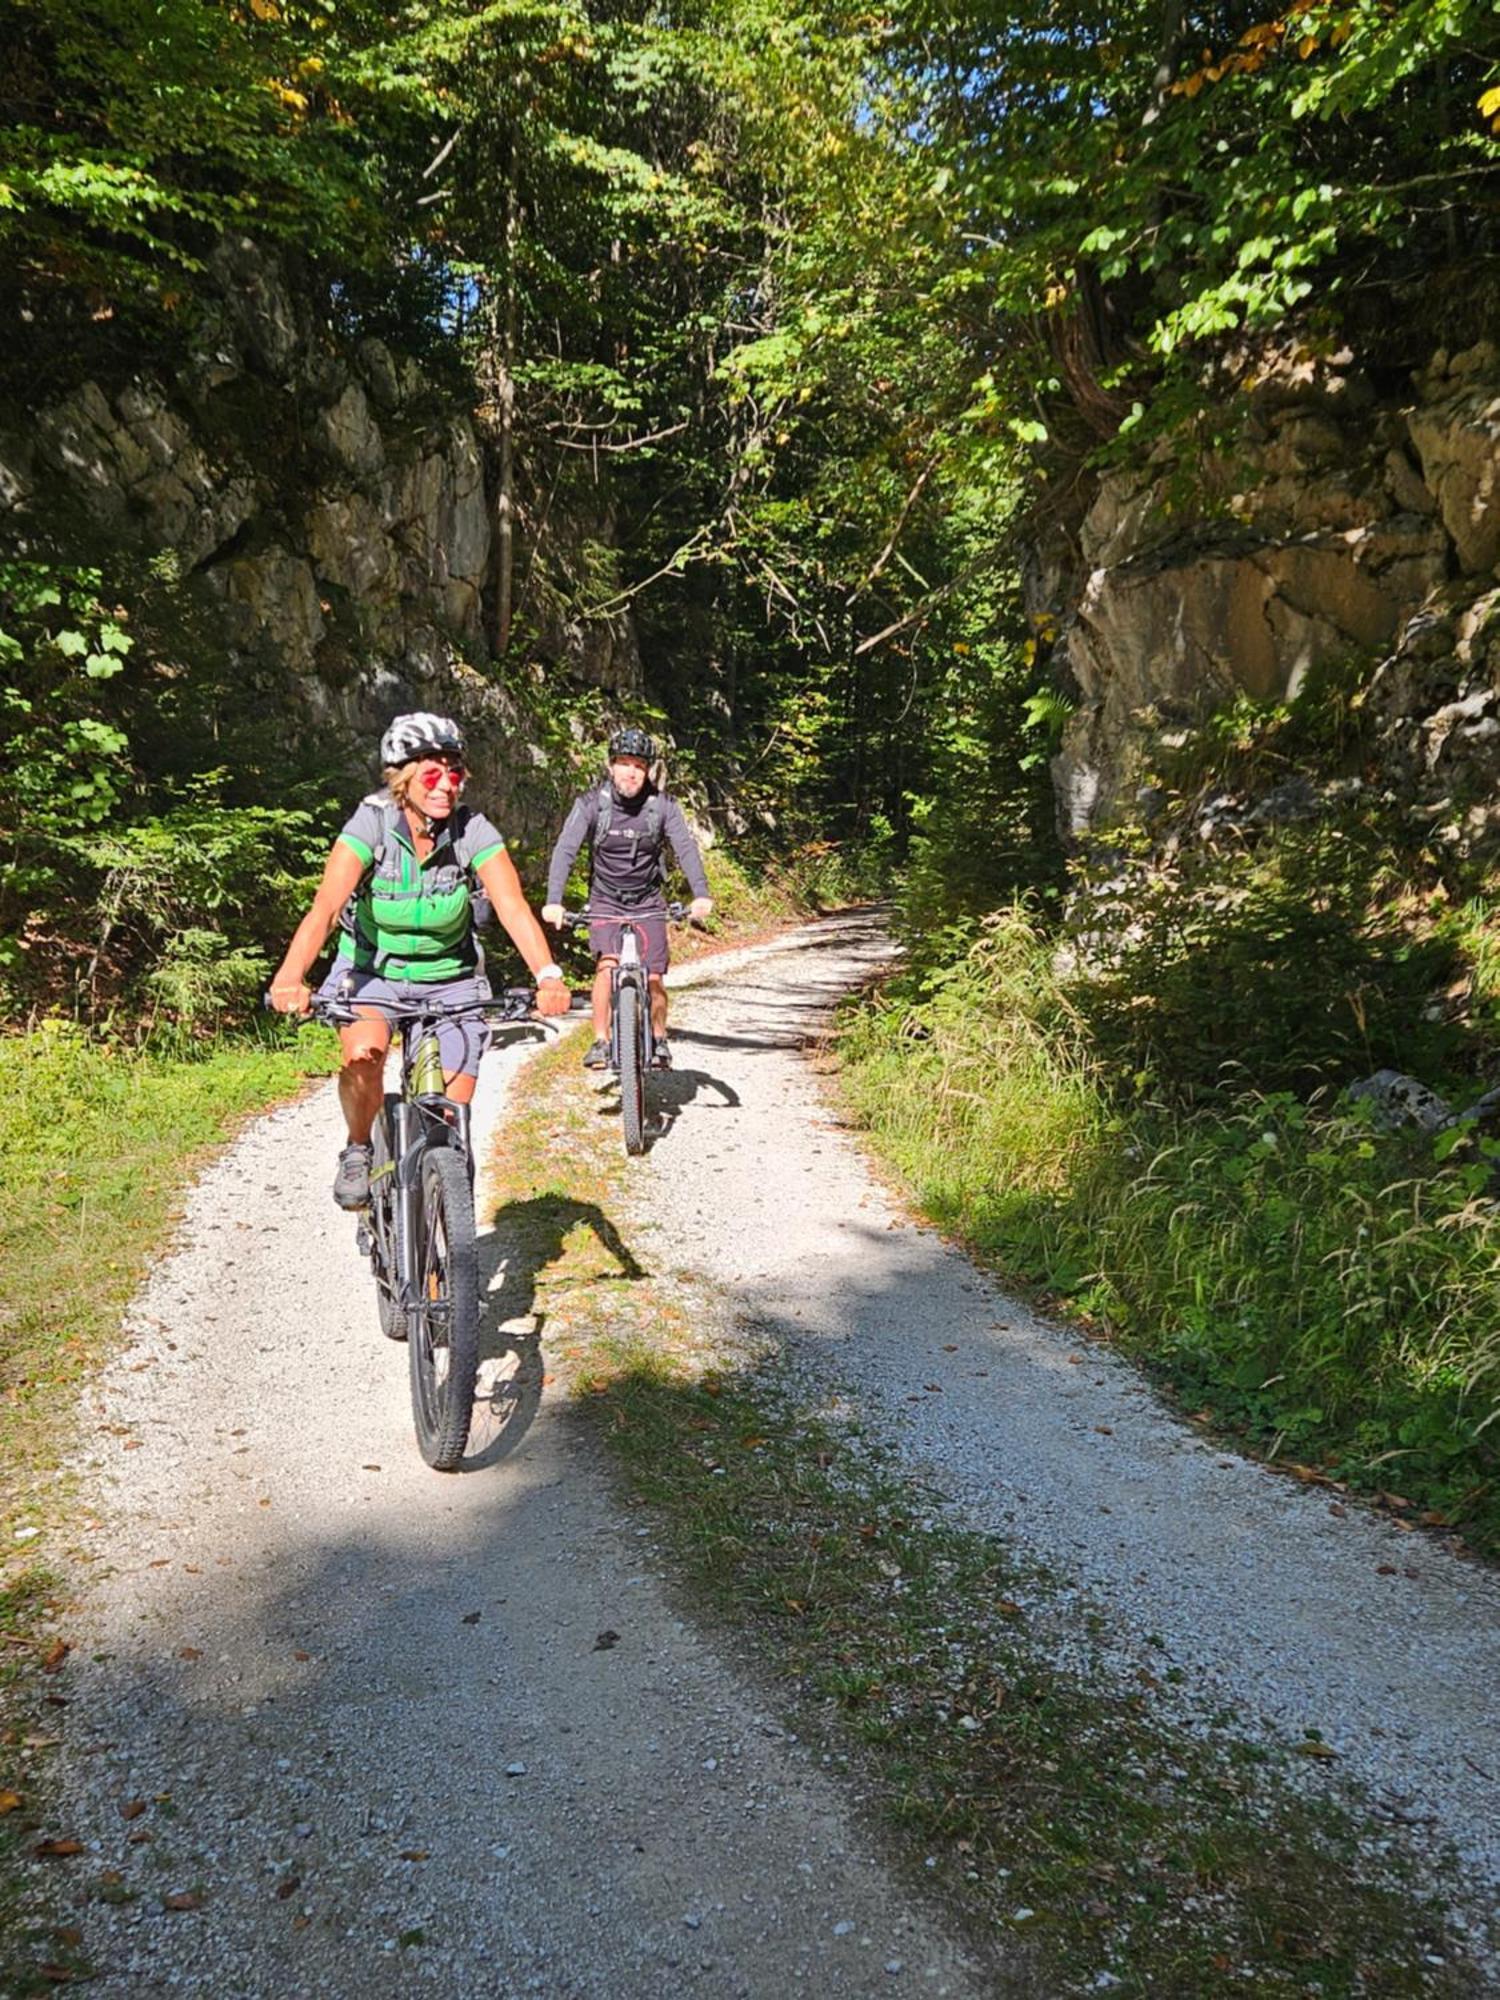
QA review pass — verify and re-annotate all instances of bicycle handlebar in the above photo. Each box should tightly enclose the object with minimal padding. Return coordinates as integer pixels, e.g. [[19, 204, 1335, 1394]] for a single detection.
[[266, 987, 589, 1028], [554, 901, 694, 929]]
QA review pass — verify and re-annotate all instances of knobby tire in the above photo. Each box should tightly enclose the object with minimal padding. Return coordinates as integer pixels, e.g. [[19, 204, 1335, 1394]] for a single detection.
[[618, 981, 646, 1156], [409, 1144, 481, 1470]]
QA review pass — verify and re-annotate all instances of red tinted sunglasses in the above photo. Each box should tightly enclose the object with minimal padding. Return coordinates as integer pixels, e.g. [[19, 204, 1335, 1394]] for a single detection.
[[415, 758, 466, 787]]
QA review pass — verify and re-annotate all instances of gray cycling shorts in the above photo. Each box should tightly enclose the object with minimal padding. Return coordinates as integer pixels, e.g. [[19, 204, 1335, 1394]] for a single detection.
[[317, 965, 492, 1078], [588, 906, 670, 976]]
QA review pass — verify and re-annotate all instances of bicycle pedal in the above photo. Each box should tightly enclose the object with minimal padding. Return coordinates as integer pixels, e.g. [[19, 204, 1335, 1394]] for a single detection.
[[355, 1221, 374, 1258]]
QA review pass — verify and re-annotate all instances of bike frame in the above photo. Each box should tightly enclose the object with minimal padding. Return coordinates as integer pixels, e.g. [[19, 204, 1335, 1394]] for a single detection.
[[312, 991, 526, 1314], [608, 921, 655, 1075]]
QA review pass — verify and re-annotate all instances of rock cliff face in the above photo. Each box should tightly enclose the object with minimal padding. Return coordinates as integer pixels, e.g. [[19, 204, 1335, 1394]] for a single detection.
[[0, 239, 639, 832], [1040, 342, 1500, 854]]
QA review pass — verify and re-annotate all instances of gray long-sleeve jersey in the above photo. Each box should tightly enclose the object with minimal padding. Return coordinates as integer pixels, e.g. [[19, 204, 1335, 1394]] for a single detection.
[[546, 784, 710, 908]]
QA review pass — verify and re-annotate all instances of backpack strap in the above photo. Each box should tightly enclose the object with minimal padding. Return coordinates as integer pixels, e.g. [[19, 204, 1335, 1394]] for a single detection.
[[593, 784, 665, 869]]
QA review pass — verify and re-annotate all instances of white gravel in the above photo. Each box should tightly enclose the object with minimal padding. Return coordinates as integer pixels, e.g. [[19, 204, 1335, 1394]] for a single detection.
[[31, 907, 1500, 1994], [32, 985, 989, 1997], [636, 910, 1500, 1909]]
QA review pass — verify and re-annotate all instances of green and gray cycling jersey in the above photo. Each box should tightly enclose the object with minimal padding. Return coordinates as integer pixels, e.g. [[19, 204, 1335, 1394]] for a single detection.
[[334, 793, 506, 983]]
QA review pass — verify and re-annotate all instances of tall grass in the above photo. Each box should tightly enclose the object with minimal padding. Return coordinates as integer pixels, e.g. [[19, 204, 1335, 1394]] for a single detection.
[[842, 910, 1500, 1550]]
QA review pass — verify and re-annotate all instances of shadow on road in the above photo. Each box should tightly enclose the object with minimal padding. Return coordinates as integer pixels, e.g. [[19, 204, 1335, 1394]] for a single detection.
[[461, 1194, 647, 1471]]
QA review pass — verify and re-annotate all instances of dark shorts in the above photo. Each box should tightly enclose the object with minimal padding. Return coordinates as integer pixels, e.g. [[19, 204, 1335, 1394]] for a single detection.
[[589, 905, 669, 977], [317, 965, 492, 1078]]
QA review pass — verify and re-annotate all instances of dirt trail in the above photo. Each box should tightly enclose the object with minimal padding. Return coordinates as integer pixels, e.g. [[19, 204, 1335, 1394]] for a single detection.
[[37, 934, 986, 1998], [35, 908, 1500, 1995], [634, 911, 1500, 1907]]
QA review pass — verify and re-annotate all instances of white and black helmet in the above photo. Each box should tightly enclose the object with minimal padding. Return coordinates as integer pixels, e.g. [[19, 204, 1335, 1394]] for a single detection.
[[380, 711, 466, 767]]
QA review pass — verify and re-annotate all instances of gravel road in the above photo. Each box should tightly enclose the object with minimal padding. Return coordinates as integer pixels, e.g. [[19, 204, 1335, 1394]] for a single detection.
[[37, 939, 989, 1999], [633, 911, 1500, 1915], [35, 909, 1500, 1994]]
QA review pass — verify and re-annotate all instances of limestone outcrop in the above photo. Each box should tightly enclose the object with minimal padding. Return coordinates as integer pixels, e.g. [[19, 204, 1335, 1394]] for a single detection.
[[1043, 343, 1500, 848], [0, 238, 640, 824]]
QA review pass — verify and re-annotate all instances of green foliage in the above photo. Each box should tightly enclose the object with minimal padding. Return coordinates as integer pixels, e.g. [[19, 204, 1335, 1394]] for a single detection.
[[0, 558, 326, 1022], [1069, 813, 1467, 1101], [842, 912, 1500, 1552]]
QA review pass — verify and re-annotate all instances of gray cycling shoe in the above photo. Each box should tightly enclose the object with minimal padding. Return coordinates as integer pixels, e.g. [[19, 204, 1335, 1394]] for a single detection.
[[582, 1038, 610, 1070], [332, 1142, 372, 1210], [651, 1038, 672, 1070]]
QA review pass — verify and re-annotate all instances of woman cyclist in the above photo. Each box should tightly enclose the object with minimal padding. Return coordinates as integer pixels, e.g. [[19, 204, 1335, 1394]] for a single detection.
[[541, 726, 711, 1071], [269, 711, 570, 1208]]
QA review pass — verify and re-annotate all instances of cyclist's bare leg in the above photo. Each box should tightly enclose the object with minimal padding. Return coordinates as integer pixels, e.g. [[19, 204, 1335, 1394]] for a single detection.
[[592, 958, 616, 1039], [337, 1012, 391, 1144], [444, 1072, 477, 1104], [649, 973, 668, 1038]]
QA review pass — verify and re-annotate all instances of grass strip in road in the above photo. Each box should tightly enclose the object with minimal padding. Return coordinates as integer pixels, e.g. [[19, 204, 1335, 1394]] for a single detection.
[[0, 1018, 337, 1994], [490, 1022, 1489, 1999]]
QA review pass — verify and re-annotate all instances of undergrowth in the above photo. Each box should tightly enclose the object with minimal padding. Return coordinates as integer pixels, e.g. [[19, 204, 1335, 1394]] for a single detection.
[[840, 909, 1500, 1554]]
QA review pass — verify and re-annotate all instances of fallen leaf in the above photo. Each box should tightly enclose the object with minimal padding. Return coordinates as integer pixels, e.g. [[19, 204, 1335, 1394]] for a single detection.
[[922, 1382, 942, 1392], [161, 1892, 202, 1911], [0, 1791, 22, 1814], [1094, 1425, 1113, 1436], [461, 1612, 481, 1626], [275, 1876, 301, 1900], [942, 1344, 958, 1352], [40, 1641, 71, 1674], [33, 1839, 85, 1858], [52, 1929, 82, 1948], [293, 1651, 311, 1663], [37, 1966, 79, 1985], [1296, 1740, 1338, 1761], [399, 1849, 429, 1861], [1376, 1564, 1398, 1576], [148, 1560, 170, 1570], [127, 1831, 152, 1846], [292, 1915, 311, 1931], [177, 1647, 202, 1662], [119, 1800, 146, 1821], [593, 1629, 620, 1651], [361, 1465, 380, 1473], [122, 1439, 143, 1452], [1328, 1503, 1346, 1517], [995, 1599, 1023, 1617]]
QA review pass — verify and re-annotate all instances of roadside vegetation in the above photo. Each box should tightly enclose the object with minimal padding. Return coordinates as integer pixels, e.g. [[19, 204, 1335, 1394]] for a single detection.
[[840, 680, 1500, 1557], [485, 1021, 1485, 1998]]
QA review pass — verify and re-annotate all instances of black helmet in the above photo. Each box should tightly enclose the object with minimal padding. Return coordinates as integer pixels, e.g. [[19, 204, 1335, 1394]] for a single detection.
[[381, 711, 466, 766], [608, 726, 656, 762]]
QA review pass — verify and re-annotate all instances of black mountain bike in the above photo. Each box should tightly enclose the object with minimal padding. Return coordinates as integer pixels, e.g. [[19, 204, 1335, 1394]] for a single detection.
[[557, 903, 690, 1155], [308, 987, 544, 1469]]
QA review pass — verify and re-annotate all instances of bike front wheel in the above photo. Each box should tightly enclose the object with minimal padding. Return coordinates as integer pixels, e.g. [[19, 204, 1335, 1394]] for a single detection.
[[618, 981, 646, 1156], [408, 1144, 481, 1470]]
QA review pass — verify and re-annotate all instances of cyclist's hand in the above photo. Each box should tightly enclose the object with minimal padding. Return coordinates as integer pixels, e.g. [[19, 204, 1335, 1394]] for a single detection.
[[268, 978, 311, 1016], [535, 975, 572, 1018], [540, 903, 565, 928], [689, 896, 714, 925]]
